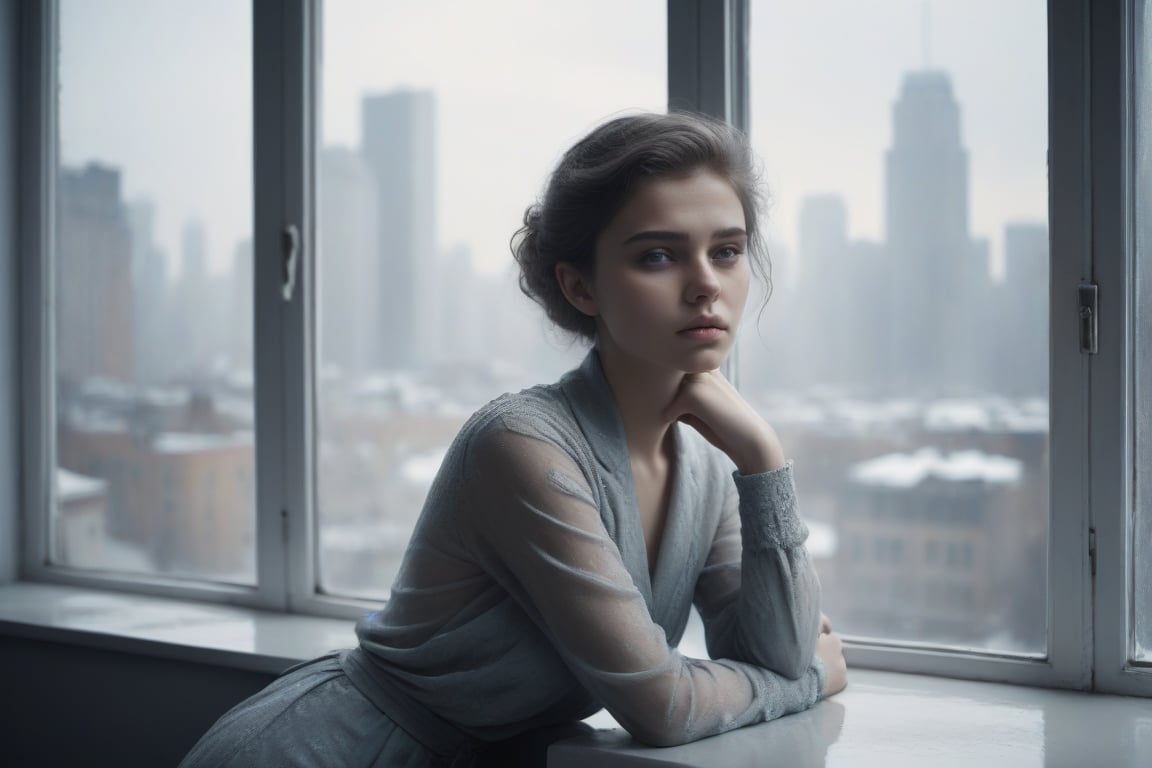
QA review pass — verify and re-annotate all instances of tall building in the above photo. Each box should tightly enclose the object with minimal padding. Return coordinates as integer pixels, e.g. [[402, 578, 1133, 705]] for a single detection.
[[795, 195, 853, 387], [884, 71, 990, 396], [227, 238, 254, 373], [998, 223, 1049, 396], [360, 89, 438, 370], [319, 146, 379, 376], [128, 200, 170, 383], [57, 164, 135, 383], [172, 219, 213, 374]]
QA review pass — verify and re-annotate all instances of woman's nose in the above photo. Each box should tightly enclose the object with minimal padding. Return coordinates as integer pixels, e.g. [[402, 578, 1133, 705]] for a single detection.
[[684, 257, 721, 304]]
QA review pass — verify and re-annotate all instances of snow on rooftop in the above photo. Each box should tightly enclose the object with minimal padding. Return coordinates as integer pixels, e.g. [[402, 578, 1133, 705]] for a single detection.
[[321, 522, 413, 551], [923, 399, 993, 431], [79, 377, 135, 400], [806, 520, 837, 559], [850, 447, 1022, 488], [66, 408, 129, 433], [754, 390, 1046, 435], [140, 387, 190, 407], [56, 468, 106, 501], [153, 431, 254, 454], [399, 447, 448, 486]]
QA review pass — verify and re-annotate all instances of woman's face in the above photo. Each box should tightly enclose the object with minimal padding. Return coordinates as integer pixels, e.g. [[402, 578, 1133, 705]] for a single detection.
[[579, 170, 750, 375]]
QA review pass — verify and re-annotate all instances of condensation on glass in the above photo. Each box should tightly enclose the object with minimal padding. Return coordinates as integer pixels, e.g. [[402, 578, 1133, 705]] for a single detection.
[[315, 0, 667, 599], [742, 2, 1049, 653], [53, 2, 255, 583], [1134, 0, 1151, 662]]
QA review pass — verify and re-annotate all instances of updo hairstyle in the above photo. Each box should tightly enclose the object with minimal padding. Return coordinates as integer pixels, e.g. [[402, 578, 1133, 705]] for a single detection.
[[511, 111, 770, 341]]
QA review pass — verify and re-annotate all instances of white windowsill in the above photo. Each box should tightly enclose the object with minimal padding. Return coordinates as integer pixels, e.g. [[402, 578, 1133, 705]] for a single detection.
[[0, 581, 355, 674], [552, 669, 1152, 767], [2, 581, 1149, 767]]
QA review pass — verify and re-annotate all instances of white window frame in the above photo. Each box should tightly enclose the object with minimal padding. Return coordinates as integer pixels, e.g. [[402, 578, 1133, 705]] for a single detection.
[[1089, 0, 1152, 698], [8, 0, 1149, 696]]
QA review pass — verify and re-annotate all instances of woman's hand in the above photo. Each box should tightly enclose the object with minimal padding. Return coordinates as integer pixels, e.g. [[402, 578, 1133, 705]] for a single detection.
[[661, 369, 786, 475], [815, 631, 847, 697], [820, 613, 833, 635]]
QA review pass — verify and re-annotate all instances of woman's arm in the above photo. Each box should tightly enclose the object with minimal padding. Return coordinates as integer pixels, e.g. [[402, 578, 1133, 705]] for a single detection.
[[662, 369, 832, 680], [463, 420, 825, 747], [692, 461, 823, 679]]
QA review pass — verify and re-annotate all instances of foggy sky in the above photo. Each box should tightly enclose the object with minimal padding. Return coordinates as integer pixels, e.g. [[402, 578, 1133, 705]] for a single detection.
[[59, 0, 1045, 281]]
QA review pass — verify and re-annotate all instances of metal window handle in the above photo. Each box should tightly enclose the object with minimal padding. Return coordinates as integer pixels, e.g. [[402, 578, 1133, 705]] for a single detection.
[[282, 225, 300, 302], [1078, 282, 1098, 355]]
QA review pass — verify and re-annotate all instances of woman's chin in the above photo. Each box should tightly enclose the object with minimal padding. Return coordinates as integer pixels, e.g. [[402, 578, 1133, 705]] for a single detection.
[[677, 350, 730, 375]]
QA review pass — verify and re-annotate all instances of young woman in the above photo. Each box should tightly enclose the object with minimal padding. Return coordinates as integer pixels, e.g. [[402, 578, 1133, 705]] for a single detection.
[[181, 112, 848, 768]]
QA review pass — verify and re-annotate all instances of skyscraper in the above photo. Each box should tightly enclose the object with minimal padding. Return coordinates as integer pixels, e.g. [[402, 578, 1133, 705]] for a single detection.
[[360, 89, 438, 370], [176, 219, 214, 374], [884, 71, 990, 395], [228, 238, 254, 373], [319, 146, 379, 376], [57, 163, 134, 383], [999, 223, 1049, 396], [128, 200, 170, 383], [796, 195, 851, 386]]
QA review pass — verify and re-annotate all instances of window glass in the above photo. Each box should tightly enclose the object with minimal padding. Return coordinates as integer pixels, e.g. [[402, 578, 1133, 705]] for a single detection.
[[743, 1, 1048, 652], [316, 0, 667, 599], [1134, 0, 1151, 662], [54, 1, 255, 583]]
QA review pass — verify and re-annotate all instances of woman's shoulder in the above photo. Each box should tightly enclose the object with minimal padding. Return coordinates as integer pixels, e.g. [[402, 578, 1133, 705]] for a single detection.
[[457, 379, 586, 457]]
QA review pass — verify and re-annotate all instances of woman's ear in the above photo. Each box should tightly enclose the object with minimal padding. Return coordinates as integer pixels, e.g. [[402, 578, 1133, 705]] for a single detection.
[[554, 262, 598, 317]]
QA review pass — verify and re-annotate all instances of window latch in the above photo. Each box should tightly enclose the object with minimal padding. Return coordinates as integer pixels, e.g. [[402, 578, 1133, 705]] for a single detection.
[[1078, 282, 1098, 355], [281, 224, 300, 302]]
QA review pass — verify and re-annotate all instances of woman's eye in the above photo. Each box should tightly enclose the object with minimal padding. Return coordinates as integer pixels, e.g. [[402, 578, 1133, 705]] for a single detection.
[[713, 246, 742, 262], [640, 250, 673, 266]]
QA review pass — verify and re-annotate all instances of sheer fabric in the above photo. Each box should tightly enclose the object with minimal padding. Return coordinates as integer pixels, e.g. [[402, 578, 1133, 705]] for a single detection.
[[356, 350, 826, 748]]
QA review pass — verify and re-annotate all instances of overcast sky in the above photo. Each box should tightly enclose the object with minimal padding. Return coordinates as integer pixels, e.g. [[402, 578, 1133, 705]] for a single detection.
[[60, 0, 1046, 282]]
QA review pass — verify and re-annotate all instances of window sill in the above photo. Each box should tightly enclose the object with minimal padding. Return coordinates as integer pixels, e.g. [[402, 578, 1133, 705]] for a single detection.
[[552, 669, 1152, 767], [3, 582, 1148, 767], [0, 581, 355, 674]]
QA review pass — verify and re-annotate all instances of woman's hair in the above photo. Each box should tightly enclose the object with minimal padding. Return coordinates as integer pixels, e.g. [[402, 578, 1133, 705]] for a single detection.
[[511, 111, 771, 341]]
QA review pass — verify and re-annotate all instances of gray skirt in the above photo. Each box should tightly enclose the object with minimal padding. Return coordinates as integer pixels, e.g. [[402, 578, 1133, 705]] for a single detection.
[[178, 651, 467, 768]]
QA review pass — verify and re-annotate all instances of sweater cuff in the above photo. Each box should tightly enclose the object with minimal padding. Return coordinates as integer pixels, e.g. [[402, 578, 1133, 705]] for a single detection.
[[809, 655, 828, 702], [732, 461, 809, 551]]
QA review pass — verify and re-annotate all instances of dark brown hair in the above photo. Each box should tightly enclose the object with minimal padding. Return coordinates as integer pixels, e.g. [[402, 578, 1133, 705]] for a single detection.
[[511, 111, 771, 341]]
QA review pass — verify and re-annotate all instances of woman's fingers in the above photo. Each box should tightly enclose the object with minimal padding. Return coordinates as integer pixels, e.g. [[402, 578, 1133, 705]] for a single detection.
[[815, 632, 848, 697], [663, 370, 785, 474]]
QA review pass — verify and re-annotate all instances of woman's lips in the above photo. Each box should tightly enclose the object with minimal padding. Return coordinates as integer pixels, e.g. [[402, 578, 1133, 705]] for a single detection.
[[677, 326, 725, 340]]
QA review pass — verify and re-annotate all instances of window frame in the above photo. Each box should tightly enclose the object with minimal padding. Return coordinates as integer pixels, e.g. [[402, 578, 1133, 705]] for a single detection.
[[1090, 0, 1152, 697], [9, 0, 1148, 696], [17, 0, 284, 610]]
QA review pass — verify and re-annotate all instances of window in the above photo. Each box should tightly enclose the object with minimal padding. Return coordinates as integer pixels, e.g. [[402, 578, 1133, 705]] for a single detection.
[[314, 0, 666, 600], [51, 0, 255, 584], [11, 0, 1149, 697], [1132, 0, 1151, 664], [742, 0, 1048, 654]]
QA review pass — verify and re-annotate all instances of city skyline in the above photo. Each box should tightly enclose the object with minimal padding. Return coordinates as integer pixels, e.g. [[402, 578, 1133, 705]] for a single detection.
[[50, 2, 1053, 650], [58, 0, 1046, 283], [60, 59, 1048, 400]]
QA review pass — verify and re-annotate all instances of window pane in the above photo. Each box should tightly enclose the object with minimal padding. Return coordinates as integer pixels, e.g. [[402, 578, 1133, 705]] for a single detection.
[[743, 1, 1048, 652], [316, 1, 666, 599], [54, 2, 255, 584], [1134, 0, 1152, 662]]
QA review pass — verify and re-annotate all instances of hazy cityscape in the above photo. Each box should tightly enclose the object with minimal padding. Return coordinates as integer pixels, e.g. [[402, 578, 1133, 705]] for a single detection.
[[55, 61, 1049, 653]]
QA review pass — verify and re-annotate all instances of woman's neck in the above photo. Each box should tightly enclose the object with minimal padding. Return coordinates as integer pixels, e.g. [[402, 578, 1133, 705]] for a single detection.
[[595, 338, 682, 468]]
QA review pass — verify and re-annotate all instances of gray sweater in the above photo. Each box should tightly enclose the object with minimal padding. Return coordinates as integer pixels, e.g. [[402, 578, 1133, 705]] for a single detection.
[[353, 350, 826, 749]]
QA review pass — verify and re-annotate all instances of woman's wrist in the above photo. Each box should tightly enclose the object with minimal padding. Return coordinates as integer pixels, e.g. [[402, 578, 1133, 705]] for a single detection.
[[734, 432, 787, 475]]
